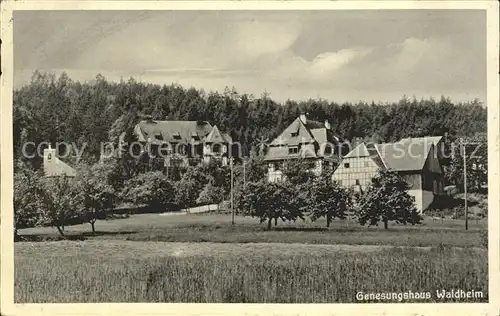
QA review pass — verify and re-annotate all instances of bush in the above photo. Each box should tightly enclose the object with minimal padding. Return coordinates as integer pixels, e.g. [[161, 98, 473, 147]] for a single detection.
[[122, 172, 176, 211], [14, 166, 45, 234]]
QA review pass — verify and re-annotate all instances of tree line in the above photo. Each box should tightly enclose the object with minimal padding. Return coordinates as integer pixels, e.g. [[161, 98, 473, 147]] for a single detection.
[[236, 161, 421, 230], [14, 71, 486, 169], [15, 157, 422, 236], [14, 157, 246, 237]]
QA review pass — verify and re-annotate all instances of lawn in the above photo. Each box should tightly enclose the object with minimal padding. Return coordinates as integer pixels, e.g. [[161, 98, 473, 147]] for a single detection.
[[18, 213, 487, 248], [15, 240, 488, 303], [15, 213, 488, 303]]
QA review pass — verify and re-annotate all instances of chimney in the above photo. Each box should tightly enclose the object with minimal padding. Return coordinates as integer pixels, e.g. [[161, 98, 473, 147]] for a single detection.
[[299, 114, 307, 125], [324, 119, 331, 130], [43, 144, 56, 174]]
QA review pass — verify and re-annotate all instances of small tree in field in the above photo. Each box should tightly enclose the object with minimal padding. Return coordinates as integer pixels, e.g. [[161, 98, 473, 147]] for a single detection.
[[196, 181, 225, 212], [76, 163, 116, 233], [13, 166, 45, 238], [282, 158, 316, 185], [122, 171, 175, 211], [175, 166, 209, 209], [308, 174, 352, 227], [237, 180, 304, 230], [356, 170, 422, 229], [40, 175, 83, 236]]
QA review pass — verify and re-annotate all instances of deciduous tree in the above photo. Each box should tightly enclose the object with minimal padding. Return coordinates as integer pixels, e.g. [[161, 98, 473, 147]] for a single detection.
[[122, 171, 175, 211], [237, 180, 304, 230], [76, 162, 117, 233], [308, 174, 352, 227], [13, 165, 45, 238], [196, 181, 225, 212], [40, 175, 82, 236], [356, 170, 422, 229]]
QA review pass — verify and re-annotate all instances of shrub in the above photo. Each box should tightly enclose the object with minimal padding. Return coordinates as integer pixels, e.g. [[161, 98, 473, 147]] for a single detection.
[[122, 172, 175, 211]]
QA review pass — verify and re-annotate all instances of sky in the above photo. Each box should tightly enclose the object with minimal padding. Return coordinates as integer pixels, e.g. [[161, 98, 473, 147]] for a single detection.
[[14, 10, 486, 104]]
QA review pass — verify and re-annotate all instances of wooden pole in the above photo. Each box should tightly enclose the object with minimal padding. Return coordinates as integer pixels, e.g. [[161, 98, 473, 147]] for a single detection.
[[461, 139, 468, 231], [243, 159, 246, 185], [230, 157, 234, 225]]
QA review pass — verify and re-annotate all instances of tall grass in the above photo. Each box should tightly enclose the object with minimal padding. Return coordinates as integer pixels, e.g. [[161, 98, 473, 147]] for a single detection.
[[15, 245, 487, 303]]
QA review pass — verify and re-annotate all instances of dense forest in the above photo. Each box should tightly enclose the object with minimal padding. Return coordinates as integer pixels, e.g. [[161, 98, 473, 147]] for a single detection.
[[13, 71, 487, 167]]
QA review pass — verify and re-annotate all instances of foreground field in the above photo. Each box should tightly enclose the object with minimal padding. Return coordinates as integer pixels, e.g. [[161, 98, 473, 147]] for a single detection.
[[18, 213, 487, 248], [15, 240, 487, 303]]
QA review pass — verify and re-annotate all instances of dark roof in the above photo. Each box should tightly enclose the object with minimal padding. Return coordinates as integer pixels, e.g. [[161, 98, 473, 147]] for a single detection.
[[399, 136, 443, 148], [265, 116, 343, 161], [343, 142, 385, 168], [205, 125, 232, 143], [134, 120, 229, 144], [269, 117, 315, 146], [375, 141, 433, 172], [341, 138, 436, 172]]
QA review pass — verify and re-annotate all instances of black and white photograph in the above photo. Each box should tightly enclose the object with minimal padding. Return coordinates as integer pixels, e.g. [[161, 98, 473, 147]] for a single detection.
[[1, 1, 499, 314]]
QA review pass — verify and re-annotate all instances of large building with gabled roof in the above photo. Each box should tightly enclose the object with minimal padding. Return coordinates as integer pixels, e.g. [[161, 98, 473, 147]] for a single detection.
[[264, 114, 346, 182], [132, 118, 232, 167], [332, 137, 445, 212]]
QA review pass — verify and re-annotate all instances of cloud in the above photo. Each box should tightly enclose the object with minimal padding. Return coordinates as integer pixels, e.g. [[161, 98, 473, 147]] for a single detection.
[[14, 11, 486, 104]]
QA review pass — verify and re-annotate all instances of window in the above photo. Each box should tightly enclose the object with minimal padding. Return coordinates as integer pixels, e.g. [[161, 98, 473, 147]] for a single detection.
[[160, 144, 172, 155], [173, 132, 181, 140], [306, 161, 316, 169], [364, 161, 369, 167], [289, 146, 299, 155], [154, 135, 163, 141], [213, 143, 222, 153], [47, 153, 52, 160], [355, 179, 360, 185], [344, 163, 350, 168], [324, 146, 332, 155], [177, 144, 187, 155]]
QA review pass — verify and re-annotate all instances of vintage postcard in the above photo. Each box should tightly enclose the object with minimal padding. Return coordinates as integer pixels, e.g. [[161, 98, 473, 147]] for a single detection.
[[1, 1, 499, 316]]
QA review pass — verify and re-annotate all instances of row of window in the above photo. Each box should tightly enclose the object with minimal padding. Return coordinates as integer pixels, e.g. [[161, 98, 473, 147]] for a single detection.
[[287, 146, 333, 155], [153, 133, 200, 141], [144, 143, 225, 156]]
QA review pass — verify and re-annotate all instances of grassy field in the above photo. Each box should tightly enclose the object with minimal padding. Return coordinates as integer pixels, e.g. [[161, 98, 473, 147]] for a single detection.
[[15, 240, 488, 303], [18, 213, 487, 247], [15, 213, 488, 303]]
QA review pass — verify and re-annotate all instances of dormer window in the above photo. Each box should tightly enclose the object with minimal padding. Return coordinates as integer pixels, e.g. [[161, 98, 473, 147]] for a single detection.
[[154, 133, 163, 141], [177, 144, 187, 155], [213, 143, 222, 153], [288, 146, 299, 155]]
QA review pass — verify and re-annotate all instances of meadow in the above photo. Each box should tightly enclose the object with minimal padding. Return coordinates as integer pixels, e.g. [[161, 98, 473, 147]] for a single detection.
[[15, 240, 488, 303], [18, 213, 487, 247], [15, 213, 488, 303]]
